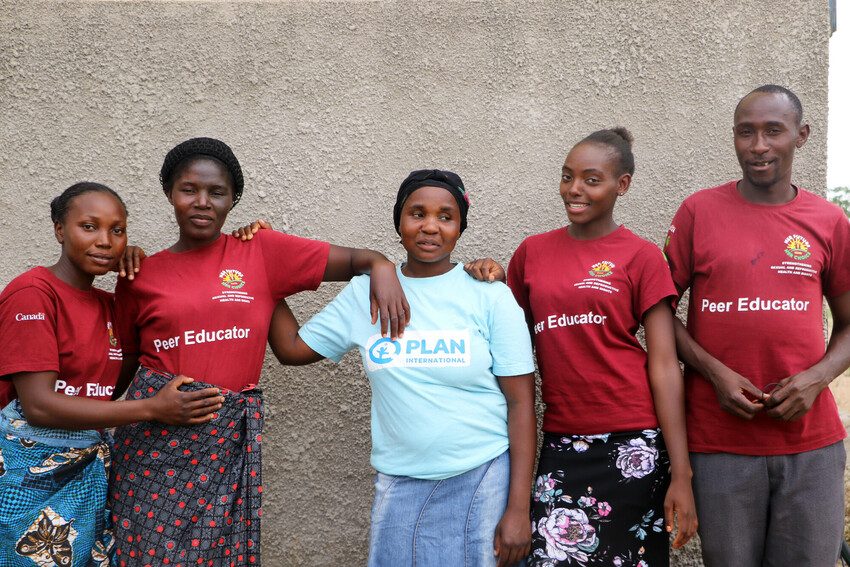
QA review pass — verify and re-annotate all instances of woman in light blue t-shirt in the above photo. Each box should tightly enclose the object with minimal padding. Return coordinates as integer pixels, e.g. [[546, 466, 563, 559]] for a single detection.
[[264, 169, 536, 567]]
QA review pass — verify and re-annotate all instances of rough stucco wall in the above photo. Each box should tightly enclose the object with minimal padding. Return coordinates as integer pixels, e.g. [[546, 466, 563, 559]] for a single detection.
[[0, 1, 829, 565]]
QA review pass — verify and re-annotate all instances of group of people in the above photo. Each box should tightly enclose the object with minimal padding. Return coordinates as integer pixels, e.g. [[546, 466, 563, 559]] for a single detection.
[[0, 83, 846, 567]]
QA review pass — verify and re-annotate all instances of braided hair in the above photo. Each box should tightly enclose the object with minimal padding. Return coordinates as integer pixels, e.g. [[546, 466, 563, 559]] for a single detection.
[[160, 137, 245, 207], [50, 182, 126, 224]]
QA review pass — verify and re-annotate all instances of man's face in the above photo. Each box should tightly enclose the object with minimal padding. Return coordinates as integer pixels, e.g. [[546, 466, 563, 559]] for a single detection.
[[733, 92, 809, 191]]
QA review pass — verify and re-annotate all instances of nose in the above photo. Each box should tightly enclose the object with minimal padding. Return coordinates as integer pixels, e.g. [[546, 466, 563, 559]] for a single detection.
[[752, 132, 769, 154], [95, 229, 111, 248], [195, 189, 212, 209], [421, 215, 438, 234]]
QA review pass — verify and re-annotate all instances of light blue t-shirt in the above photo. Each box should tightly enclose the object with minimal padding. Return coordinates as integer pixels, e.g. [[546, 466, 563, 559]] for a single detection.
[[299, 264, 535, 480]]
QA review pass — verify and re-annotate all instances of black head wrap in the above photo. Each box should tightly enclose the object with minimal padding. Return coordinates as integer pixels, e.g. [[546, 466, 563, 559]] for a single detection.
[[159, 137, 245, 207], [393, 169, 470, 234]]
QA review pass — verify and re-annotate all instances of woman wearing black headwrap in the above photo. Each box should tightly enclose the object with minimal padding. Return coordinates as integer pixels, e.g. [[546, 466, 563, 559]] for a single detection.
[[263, 169, 537, 567], [109, 137, 410, 565]]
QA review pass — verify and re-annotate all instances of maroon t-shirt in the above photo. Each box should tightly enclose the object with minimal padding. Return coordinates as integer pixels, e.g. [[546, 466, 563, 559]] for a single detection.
[[665, 181, 850, 454], [0, 267, 122, 407], [116, 230, 329, 392], [508, 225, 677, 434]]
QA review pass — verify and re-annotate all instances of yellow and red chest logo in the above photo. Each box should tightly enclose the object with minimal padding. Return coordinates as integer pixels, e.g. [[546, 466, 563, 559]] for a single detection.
[[589, 260, 616, 278], [219, 269, 246, 289], [107, 321, 117, 347], [783, 234, 811, 261]]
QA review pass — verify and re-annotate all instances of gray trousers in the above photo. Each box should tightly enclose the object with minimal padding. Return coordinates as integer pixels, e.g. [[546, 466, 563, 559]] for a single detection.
[[691, 441, 846, 567]]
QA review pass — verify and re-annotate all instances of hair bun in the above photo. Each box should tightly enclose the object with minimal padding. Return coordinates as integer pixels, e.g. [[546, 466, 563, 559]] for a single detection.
[[610, 127, 634, 146]]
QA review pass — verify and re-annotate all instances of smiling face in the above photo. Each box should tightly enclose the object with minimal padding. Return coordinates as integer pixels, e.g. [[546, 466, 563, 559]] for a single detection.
[[54, 191, 128, 285], [398, 185, 462, 277], [167, 158, 234, 251], [560, 142, 630, 239], [733, 91, 809, 198]]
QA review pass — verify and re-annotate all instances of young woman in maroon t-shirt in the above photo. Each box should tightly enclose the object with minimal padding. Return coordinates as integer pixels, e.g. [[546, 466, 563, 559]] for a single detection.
[[0, 183, 222, 566], [505, 129, 698, 566]]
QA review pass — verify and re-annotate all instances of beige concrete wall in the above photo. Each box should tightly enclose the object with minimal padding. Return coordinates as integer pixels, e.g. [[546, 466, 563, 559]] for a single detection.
[[0, 1, 830, 565]]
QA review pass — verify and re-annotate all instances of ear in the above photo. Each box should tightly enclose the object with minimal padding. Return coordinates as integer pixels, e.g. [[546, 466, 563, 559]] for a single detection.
[[54, 222, 64, 244], [795, 123, 810, 149], [166, 189, 174, 205], [617, 173, 632, 197]]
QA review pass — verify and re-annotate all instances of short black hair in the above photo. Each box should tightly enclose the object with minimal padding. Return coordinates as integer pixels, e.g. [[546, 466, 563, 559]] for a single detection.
[[50, 182, 127, 224], [160, 137, 245, 207], [578, 127, 635, 176], [736, 84, 804, 124]]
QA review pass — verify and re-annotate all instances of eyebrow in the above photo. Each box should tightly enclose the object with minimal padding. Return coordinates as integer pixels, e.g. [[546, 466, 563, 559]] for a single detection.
[[564, 166, 605, 175], [735, 120, 788, 128]]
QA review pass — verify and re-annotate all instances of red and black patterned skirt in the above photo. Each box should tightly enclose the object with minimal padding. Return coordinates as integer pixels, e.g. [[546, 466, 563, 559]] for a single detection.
[[110, 367, 263, 567]]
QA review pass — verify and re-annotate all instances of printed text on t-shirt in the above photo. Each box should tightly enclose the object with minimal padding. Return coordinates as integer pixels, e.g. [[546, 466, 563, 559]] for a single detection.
[[533, 311, 608, 334]]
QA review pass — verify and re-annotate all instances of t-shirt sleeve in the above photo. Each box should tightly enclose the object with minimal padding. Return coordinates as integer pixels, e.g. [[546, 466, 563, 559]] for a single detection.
[[488, 286, 536, 376], [663, 200, 695, 295], [825, 213, 850, 298], [259, 229, 331, 300], [631, 243, 679, 321], [298, 280, 362, 363], [0, 287, 59, 377], [114, 277, 140, 356], [507, 240, 530, 314]]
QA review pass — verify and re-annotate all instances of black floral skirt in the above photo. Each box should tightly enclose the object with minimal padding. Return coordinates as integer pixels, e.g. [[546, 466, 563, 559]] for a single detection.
[[110, 367, 263, 566], [529, 429, 670, 567]]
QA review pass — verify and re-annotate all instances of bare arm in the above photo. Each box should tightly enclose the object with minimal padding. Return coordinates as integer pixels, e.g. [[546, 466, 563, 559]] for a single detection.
[[324, 245, 410, 340], [673, 309, 766, 419], [493, 373, 536, 567], [766, 289, 850, 420], [268, 299, 326, 366], [13, 372, 223, 430], [644, 302, 698, 549]]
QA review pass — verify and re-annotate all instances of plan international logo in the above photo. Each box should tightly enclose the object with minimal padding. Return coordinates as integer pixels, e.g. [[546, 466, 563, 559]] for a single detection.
[[364, 330, 471, 372]]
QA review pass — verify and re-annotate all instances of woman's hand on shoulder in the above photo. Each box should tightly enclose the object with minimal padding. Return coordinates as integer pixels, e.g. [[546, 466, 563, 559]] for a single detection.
[[232, 219, 273, 241], [493, 506, 532, 567], [464, 258, 506, 283], [664, 475, 698, 549], [369, 260, 410, 340], [149, 375, 225, 425], [117, 245, 146, 280]]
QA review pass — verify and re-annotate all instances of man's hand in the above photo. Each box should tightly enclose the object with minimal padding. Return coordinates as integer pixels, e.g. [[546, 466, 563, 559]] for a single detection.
[[707, 363, 768, 419], [765, 369, 828, 421]]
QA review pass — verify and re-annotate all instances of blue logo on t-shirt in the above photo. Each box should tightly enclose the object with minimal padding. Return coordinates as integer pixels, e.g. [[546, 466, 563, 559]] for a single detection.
[[368, 337, 401, 365]]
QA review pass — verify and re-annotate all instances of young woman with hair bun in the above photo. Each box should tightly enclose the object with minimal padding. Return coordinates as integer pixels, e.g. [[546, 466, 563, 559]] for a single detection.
[[504, 128, 698, 566]]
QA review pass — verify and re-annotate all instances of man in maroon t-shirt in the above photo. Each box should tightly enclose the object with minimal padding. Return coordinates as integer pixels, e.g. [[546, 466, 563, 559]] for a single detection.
[[665, 85, 850, 566]]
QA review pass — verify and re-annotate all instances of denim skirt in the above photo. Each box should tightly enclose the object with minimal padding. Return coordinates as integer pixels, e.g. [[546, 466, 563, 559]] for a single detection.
[[368, 450, 510, 567]]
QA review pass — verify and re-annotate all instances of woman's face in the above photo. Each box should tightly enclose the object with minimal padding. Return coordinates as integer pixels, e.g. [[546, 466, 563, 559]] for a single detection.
[[55, 191, 128, 277], [399, 186, 461, 276], [168, 158, 234, 249], [559, 142, 629, 229]]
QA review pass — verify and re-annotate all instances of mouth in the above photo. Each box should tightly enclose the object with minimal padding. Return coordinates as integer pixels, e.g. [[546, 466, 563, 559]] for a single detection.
[[416, 240, 441, 251], [566, 202, 589, 211], [87, 254, 114, 267], [748, 159, 775, 171], [189, 215, 215, 227]]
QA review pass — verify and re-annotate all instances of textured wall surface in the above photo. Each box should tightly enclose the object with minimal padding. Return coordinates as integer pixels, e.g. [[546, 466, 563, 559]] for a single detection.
[[0, 1, 830, 565]]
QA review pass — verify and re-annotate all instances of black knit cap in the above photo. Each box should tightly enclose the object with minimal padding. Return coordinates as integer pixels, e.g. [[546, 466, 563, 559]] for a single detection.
[[393, 169, 470, 234], [159, 137, 245, 207]]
